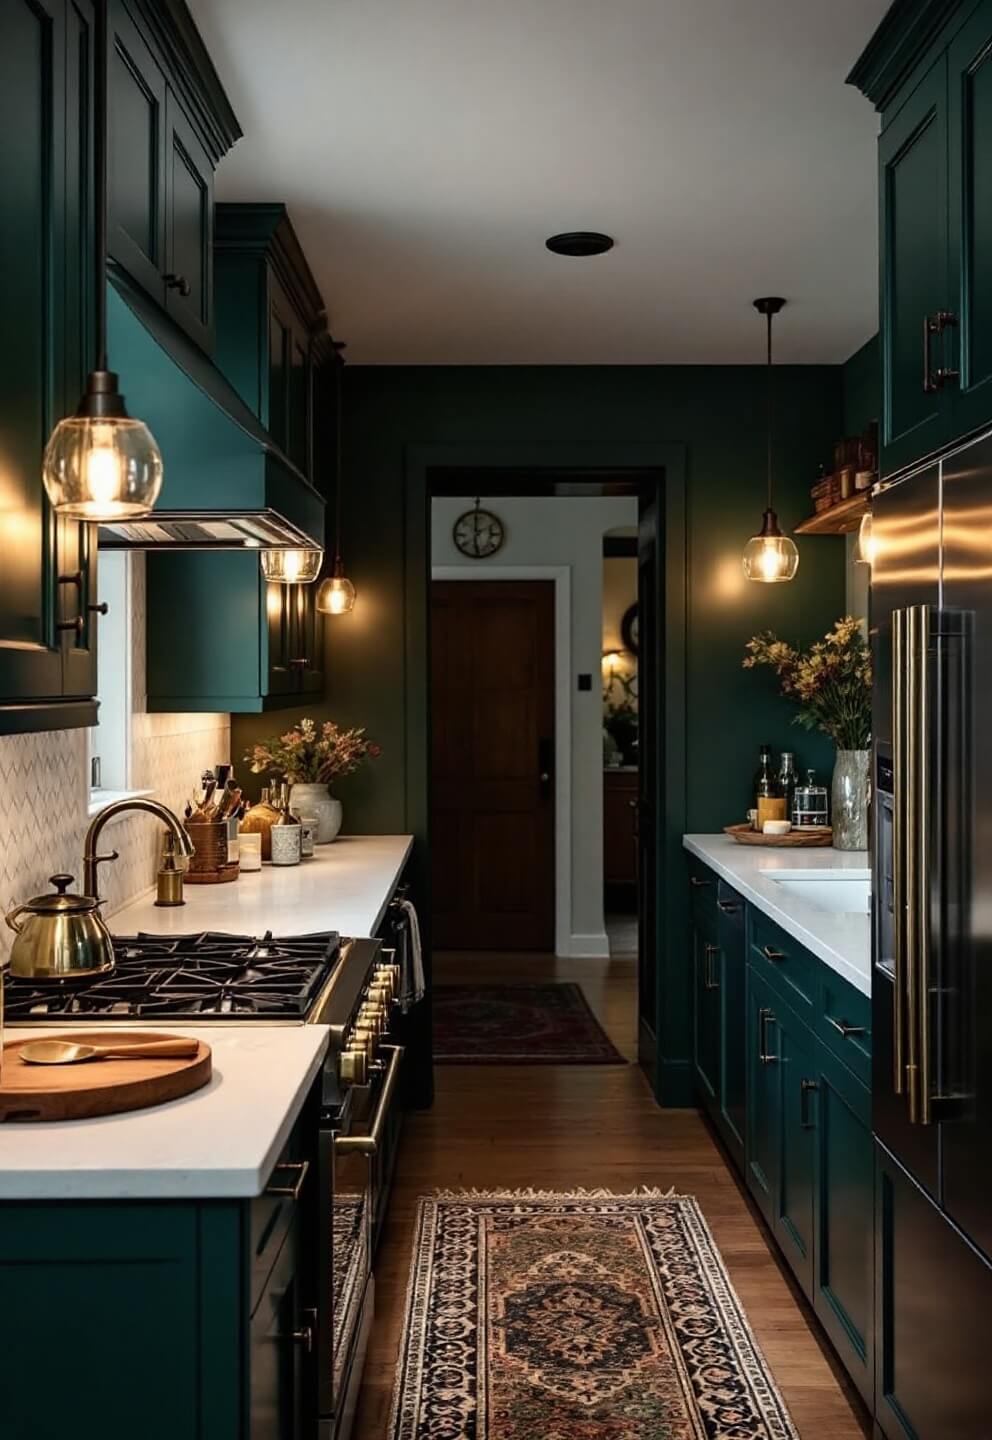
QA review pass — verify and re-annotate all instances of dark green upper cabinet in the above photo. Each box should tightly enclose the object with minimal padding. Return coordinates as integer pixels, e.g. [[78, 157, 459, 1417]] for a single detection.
[[879, 59, 952, 473], [0, 0, 98, 734], [853, 0, 992, 474], [108, 0, 239, 352]]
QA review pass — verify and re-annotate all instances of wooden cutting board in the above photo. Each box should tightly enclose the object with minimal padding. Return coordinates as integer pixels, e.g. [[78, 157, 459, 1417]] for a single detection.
[[0, 1032, 212, 1123]]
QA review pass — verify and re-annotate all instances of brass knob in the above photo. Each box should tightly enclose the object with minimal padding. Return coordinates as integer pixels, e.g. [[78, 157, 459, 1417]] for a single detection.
[[368, 979, 395, 1005], [339, 1045, 368, 1086], [351, 1025, 378, 1057], [358, 1003, 385, 1035]]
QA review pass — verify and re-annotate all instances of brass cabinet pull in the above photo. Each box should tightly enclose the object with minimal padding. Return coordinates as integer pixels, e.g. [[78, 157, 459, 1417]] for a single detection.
[[164, 272, 192, 297], [892, 608, 906, 1094], [57, 616, 85, 634], [826, 1015, 866, 1039], [265, 1158, 309, 1200], [762, 944, 785, 962], [923, 311, 960, 393], [689, 876, 711, 889], [703, 942, 720, 991], [334, 1044, 404, 1156], [717, 900, 741, 914], [758, 1007, 777, 1064], [290, 1325, 313, 1353], [800, 1078, 819, 1129]]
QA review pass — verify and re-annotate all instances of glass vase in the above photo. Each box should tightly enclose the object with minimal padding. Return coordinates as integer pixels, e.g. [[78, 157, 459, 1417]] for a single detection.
[[832, 749, 870, 851]]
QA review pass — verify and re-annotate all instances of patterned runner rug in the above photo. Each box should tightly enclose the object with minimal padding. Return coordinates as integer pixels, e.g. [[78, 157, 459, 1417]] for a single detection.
[[388, 1190, 799, 1440], [432, 983, 626, 1064]]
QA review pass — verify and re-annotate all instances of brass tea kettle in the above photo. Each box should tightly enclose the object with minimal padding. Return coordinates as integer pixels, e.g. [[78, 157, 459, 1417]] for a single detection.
[[4, 874, 115, 980]]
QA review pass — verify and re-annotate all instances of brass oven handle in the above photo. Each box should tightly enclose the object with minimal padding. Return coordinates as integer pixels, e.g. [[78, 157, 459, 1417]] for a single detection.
[[917, 605, 933, 1125], [826, 1015, 866, 1039], [265, 1158, 310, 1200], [892, 608, 906, 1095], [334, 1044, 404, 1156]]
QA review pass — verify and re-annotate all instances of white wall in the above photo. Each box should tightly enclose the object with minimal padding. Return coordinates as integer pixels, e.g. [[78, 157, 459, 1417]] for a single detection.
[[0, 554, 229, 960], [432, 495, 638, 956]]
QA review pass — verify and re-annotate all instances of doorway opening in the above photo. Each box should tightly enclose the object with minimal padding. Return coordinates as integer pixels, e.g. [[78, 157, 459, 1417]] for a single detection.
[[426, 468, 668, 1078]]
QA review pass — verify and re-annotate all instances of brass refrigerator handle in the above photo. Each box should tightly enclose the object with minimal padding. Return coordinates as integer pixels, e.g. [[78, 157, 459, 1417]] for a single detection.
[[918, 605, 933, 1126], [905, 606, 921, 1123], [892, 608, 906, 1095], [334, 1044, 405, 1156]]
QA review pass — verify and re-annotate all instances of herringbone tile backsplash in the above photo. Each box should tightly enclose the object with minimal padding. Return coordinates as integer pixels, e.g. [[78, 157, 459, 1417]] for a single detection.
[[0, 556, 230, 959]]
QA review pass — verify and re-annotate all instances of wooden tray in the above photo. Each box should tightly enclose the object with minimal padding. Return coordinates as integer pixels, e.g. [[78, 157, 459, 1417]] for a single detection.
[[724, 823, 833, 848], [0, 1031, 212, 1123]]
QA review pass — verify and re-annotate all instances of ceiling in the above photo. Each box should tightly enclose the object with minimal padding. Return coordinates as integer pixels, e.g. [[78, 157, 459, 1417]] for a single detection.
[[189, 0, 890, 366]]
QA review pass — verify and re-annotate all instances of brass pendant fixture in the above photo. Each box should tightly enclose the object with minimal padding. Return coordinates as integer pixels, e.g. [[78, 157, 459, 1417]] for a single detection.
[[316, 353, 356, 615], [42, 0, 163, 522], [742, 297, 799, 584]]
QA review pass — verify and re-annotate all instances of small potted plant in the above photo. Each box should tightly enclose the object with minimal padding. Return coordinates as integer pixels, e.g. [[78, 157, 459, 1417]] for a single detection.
[[245, 718, 381, 843], [743, 617, 872, 850]]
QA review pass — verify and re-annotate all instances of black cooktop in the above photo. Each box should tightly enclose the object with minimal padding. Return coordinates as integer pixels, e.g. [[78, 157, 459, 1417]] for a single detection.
[[4, 930, 341, 1021]]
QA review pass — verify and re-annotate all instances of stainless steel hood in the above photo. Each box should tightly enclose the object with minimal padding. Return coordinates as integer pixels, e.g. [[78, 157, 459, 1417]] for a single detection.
[[98, 272, 325, 551]]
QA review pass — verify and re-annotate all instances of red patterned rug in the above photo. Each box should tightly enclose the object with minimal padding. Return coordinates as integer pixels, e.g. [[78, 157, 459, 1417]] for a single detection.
[[432, 983, 626, 1064], [388, 1190, 800, 1440]]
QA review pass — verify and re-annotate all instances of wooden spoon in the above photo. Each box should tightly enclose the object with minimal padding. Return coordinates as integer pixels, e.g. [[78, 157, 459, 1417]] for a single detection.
[[18, 1038, 200, 1066]]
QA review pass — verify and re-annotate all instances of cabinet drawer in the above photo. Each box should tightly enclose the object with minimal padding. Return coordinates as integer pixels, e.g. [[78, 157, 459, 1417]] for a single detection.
[[686, 856, 717, 927], [816, 970, 872, 1088], [250, 1127, 309, 1315], [748, 909, 815, 1016]]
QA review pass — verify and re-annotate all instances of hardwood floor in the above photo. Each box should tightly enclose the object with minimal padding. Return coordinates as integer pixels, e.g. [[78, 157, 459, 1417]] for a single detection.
[[352, 952, 871, 1439]]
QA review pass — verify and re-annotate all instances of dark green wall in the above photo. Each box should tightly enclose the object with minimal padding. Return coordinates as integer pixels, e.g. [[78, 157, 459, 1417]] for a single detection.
[[234, 364, 846, 833], [843, 334, 880, 435]]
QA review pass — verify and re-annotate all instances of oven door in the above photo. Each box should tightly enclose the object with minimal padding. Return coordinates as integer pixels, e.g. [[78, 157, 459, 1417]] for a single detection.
[[318, 1044, 404, 1435]]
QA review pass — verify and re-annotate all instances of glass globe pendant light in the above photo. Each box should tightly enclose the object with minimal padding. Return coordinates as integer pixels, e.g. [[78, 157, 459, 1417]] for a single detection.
[[742, 297, 799, 584], [260, 548, 323, 584], [316, 354, 356, 615], [42, 0, 163, 522]]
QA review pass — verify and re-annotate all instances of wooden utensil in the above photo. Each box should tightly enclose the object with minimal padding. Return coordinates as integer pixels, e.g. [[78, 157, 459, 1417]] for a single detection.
[[19, 1037, 199, 1066], [0, 1031, 212, 1122]]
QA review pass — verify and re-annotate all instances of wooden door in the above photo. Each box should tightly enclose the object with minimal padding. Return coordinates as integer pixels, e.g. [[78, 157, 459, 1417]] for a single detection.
[[879, 57, 951, 474], [431, 580, 555, 951]]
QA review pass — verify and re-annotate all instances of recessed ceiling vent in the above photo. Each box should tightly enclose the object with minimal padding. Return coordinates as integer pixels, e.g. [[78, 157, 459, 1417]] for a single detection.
[[545, 231, 614, 257]]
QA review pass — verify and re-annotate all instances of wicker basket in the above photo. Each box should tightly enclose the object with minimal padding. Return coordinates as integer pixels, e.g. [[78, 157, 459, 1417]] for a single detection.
[[184, 819, 239, 884]]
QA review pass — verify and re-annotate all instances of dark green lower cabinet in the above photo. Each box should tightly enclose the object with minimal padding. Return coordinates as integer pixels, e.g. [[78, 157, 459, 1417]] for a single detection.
[[773, 999, 816, 1295], [690, 879, 746, 1172], [691, 915, 721, 1108], [745, 964, 780, 1228]]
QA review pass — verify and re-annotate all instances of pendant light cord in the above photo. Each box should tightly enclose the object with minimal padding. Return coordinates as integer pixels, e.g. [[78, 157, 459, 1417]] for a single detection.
[[334, 354, 344, 567], [765, 307, 773, 513], [95, 0, 109, 373]]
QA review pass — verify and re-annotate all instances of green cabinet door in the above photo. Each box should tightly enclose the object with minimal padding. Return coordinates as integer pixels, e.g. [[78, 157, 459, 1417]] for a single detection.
[[773, 1000, 816, 1296], [691, 920, 721, 1109], [109, 0, 167, 303], [0, 0, 98, 732], [164, 89, 214, 350], [716, 885, 746, 1173], [948, 0, 992, 439], [879, 56, 952, 475], [812, 1040, 874, 1408], [746, 965, 780, 1229]]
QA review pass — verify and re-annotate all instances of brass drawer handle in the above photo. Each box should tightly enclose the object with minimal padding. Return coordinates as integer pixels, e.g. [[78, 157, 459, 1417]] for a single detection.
[[762, 945, 786, 962], [826, 1015, 866, 1039], [265, 1158, 309, 1200], [717, 900, 741, 913], [689, 876, 712, 889]]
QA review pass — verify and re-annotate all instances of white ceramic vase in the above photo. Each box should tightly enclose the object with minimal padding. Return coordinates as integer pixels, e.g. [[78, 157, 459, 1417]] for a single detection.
[[288, 783, 342, 844]]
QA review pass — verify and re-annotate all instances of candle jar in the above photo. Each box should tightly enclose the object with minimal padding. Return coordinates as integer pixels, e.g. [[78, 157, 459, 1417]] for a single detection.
[[238, 831, 263, 872]]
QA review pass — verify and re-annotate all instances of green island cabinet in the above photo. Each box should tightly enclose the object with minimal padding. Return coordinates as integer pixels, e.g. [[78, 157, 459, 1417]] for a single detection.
[[0, 1085, 319, 1440], [146, 206, 337, 712], [851, 0, 992, 475], [0, 0, 100, 734], [688, 854, 875, 1407], [108, 0, 241, 352]]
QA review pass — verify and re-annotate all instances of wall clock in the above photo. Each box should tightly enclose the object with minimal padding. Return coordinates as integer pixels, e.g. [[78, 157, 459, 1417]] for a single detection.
[[453, 500, 505, 559], [621, 602, 639, 655]]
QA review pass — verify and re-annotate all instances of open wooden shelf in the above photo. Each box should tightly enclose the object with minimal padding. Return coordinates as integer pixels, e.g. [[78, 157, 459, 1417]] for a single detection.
[[794, 491, 869, 536]]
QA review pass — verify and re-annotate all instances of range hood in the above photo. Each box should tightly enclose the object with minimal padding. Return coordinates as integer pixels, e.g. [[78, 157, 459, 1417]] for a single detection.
[[98, 272, 325, 550]]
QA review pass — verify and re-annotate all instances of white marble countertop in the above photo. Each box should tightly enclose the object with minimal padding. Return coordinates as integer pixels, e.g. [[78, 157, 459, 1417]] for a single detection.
[[683, 835, 871, 996], [0, 1025, 328, 1200], [110, 833, 413, 940]]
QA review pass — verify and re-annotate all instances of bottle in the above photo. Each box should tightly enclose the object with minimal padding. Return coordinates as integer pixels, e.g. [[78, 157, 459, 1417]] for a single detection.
[[777, 752, 797, 824], [270, 782, 302, 866], [240, 785, 280, 861], [753, 744, 785, 831]]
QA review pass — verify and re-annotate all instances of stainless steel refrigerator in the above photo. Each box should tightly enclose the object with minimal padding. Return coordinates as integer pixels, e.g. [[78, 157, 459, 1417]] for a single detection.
[[872, 427, 992, 1439]]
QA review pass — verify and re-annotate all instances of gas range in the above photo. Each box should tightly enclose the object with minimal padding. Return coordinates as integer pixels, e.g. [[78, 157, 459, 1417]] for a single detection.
[[3, 929, 379, 1036]]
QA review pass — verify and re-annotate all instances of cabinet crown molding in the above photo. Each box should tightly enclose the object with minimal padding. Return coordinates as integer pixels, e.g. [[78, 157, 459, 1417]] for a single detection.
[[848, 0, 965, 110]]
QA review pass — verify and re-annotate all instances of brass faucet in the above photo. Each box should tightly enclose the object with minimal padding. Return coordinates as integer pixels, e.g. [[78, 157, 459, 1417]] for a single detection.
[[84, 798, 195, 901]]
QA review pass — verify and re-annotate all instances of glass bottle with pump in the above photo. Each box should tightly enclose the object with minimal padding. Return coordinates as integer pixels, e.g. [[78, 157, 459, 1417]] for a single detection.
[[777, 752, 797, 825]]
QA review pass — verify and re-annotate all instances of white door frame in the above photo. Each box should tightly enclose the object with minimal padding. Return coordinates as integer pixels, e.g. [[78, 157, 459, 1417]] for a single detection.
[[431, 565, 573, 957]]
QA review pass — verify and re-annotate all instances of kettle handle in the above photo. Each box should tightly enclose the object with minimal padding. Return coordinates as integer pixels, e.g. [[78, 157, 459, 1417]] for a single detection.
[[5, 903, 26, 935]]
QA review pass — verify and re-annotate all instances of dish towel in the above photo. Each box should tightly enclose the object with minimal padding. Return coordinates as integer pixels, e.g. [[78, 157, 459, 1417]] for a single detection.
[[397, 898, 425, 1013]]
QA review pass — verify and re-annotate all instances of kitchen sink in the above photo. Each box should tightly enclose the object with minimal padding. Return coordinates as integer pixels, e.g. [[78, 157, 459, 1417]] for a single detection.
[[764, 869, 871, 915]]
